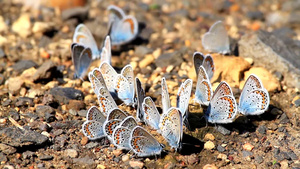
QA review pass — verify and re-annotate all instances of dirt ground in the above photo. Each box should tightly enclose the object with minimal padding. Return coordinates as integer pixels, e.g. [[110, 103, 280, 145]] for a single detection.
[[0, 0, 300, 168]]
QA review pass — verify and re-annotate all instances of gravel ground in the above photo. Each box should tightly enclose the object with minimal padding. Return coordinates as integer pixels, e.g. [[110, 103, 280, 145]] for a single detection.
[[0, 0, 300, 168]]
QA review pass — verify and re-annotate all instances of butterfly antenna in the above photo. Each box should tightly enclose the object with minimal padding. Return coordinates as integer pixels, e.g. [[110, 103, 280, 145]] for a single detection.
[[181, 142, 201, 147]]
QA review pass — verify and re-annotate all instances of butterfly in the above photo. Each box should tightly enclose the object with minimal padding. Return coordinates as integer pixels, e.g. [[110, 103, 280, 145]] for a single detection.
[[205, 81, 237, 123], [99, 61, 119, 96], [100, 36, 112, 64], [114, 64, 135, 106], [73, 24, 112, 62], [103, 108, 128, 141], [202, 21, 230, 54], [176, 79, 193, 121], [71, 43, 92, 80], [194, 65, 213, 106], [88, 68, 108, 96], [161, 77, 171, 114], [238, 74, 270, 115], [159, 107, 183, 150], [193, 52, 215, 81], [142, 96, 160, 130], [82, 106, 106, 140], [107, 5, 138, 46], [96, 87, 118, 115], [129, 126, 163, 157], [135, 77, 145, 122], [73, 24, 100, 60], [112, 116, 137, 150]]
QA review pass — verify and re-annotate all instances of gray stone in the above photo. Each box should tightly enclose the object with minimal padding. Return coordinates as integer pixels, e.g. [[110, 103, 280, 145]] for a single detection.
[[39, 154, 54, 161], [217, 145, 226, 152], [36, 105, 54, 115], [15, 97, 34, 107], [78, 110, 87, 117], [50, 120, 82, 130], [294, 98, 300, 107], [36, 105, 56, 122], [242, 150, 253, 157], [64, 149, 78, 158], [0, 152, 7, 163], [68, 109, 78, 116], [288, 150, 298, 160], [22, 151, 35, 159], [32, 60, 57, 82], [0, 127, 48, 147], [289, 11, 300, 25], [61, 7, 89, 21], [282, 0, 300, 11], [215, 125, 231, 135], [85, 142, 99, 149], [247, 11, 264, 20], [155, 51, 184, 68], [9, 109, 20, 121], [11, 60, 37, 74], [2, 99, 12, 107], [279, 113, 290, 124], [0, 48, 5, 58], [134, 46, 153, 57], [239, 30, 300, 89], [50, 87, 84, 104], [255, 155, 263, 164], [73, 156, 95, 166], [0, 143, 17, 155], [257, 125, 267, 134]]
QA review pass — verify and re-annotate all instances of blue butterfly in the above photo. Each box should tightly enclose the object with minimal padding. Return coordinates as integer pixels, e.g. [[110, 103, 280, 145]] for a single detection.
[[71, 43, 92, 80], [238, 74, 269, 115], [193, 52, 214, 81], [103, 108, 128, 141], [205, 81, 237, 124], [142, 96, 160, 130], [159, 107, 183, 150], [82, 106, 106, 140], [114, 65, 135, 106], [202, 21, 230, 54], [112, 116, 137, 150], [135, 77, 145, 122], [129, 126, 163, 157], [194, 65, 213, 106], [107, 5, 138, 46]]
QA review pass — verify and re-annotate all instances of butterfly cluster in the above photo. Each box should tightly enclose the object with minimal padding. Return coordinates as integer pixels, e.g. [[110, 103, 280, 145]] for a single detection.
[[83, 54, 190, 156], [193, 52, 270, 124], [71, 5, 138, 79], [74, 11, 270, 157]]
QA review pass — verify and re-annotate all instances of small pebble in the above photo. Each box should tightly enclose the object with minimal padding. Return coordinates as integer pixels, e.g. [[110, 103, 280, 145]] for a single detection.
[[204, 133, 215, 141], [112, 149, 122, 157], [257, 125, 267, 134], [65, 149, 78, 158], [3, 165, 14, 169], [204, 141, 215, 150], [202, 164, 218, 169], [81, 137, 89, 146], [217, 153, 227, 160], [122, 154, 130, 162], [243, 143, 254, 151], [129, 160, 144, 168], [217, 145, 225, 152]]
